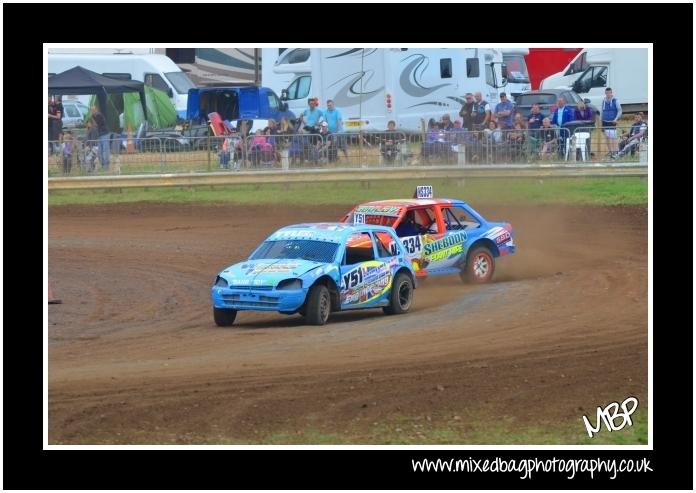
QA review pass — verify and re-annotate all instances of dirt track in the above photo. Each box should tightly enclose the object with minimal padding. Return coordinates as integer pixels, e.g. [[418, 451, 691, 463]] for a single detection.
[[48, 203, 648, 444]]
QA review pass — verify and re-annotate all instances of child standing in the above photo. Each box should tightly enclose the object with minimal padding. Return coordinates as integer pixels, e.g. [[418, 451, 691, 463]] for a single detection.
[[62, 130, 74, 175]]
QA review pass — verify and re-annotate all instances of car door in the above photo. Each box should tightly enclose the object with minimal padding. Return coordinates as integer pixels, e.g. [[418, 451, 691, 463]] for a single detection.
[[416, 205, 471, 271], [339, 232, 393, 309], [391, 206, 442, 273]]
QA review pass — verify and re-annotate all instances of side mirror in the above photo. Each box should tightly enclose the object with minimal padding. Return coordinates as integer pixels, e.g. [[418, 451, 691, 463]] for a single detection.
[[280, 89, 288, 101], [501, 63, 508, 78], [583, 98, 591, 105], [167, 88, 174, 98]]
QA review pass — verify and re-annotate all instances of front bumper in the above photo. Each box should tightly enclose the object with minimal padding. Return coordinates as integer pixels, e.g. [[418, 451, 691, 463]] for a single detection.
[[211, 286, 307, 312]]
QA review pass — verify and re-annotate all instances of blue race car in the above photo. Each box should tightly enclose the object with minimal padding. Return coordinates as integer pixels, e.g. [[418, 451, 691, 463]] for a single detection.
[[211, 223, 417, 326]]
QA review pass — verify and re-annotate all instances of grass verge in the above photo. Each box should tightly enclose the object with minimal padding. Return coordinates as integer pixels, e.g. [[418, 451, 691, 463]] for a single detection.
[[48, 177, 647, 207]]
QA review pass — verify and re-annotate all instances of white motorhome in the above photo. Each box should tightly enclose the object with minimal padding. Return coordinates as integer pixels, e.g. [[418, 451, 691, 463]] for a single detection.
[[501, 48, 531, 100], [47, 51, 196, 118], [265, 48, 506, 132], [260, 47, 310, 100], [539, 48, 648, 113]]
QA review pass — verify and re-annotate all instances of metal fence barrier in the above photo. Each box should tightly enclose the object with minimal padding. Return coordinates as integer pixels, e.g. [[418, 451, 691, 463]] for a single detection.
[[47, 125, 648, 177]]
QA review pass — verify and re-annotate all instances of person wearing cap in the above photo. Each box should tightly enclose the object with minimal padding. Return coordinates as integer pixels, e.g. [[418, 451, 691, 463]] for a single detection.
[[458, 93, 475, 131], [613, 112, 647, 159], [494, 92, 514, 130], [315, 121, 338, 163]]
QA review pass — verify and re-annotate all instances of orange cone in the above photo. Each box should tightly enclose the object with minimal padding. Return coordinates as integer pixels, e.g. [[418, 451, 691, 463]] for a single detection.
[[48, 280, 62, 304]]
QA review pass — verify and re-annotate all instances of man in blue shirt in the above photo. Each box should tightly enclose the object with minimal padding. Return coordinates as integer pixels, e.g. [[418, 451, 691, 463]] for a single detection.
[[494, 92, 514, 130], [527, 103, 544, 130], [301, 96, 324, 133], [323, 99, 348, 159]]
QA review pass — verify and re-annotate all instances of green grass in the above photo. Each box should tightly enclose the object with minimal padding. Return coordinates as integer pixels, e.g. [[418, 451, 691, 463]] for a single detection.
[[48, 177, 647, 207], [208, 408, 649, 445]]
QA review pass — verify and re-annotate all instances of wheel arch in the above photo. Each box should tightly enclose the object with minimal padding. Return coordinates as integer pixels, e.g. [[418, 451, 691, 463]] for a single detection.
[[395, 266, 416, 289], [310, 275, 341, 311], [467, 238, 499, 258]]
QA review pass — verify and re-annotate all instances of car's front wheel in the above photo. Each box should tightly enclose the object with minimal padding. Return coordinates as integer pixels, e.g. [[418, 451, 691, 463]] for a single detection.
[[214, 307, 237, 327], [383, 272, 413, 315], [460, 246, 495, 283], [305, 285, 331, 325]]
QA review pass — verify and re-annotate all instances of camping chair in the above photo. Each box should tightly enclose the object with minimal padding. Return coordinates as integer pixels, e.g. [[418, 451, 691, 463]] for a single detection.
[[565, 132, 591, 162]]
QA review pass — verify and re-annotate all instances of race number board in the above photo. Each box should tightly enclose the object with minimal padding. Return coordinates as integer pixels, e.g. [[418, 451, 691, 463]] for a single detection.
[[415, 185, 433, 199]]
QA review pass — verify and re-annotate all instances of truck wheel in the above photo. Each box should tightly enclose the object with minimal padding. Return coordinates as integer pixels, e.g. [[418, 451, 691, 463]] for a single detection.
[[214, 307, 237, 327], [460, 247, 495, 283], [383, 272, 413, 315], [305, 285, 330, 325]]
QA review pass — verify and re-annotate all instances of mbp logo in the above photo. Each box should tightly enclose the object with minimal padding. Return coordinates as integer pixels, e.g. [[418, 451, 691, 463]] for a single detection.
[[581, 396, 639, 438]]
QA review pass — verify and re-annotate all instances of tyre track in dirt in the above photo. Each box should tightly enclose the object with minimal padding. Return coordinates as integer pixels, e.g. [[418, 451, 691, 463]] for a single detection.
[[48, 203, 647, 444]]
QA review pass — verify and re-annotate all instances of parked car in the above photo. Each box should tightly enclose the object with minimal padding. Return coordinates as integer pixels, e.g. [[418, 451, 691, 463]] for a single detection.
[[514, 89, 597, 129], [61, 101, 90, 128], [211, 223, 417, 326]]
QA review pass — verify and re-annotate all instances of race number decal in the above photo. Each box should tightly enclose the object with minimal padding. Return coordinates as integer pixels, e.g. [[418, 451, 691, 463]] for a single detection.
[[402, 235, 422, 255], [415, 185, 433, 199], [354, 212, 366, 224]]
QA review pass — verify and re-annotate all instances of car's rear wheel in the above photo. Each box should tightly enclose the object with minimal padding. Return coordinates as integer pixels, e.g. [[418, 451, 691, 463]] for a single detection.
[[305, 285, 331, 325], [460, 246, 495, 283], [213, 307, 237, 327], [383, 272, 413, 315]]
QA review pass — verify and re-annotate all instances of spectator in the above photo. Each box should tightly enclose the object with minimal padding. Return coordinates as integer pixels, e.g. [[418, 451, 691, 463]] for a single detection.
[[449, 119, 467, 144], [600, 87, 622, 157], [315, 121, 337, 163], [527, 103, 545, 130], [613, 112, 647, 159], [48, 96, 64, 154], [513, 112, 526, 129], [548, 97, 575, 157], [440, 114, 454, 131], [381, 120, 401, 163], [573, 100, 595, 159], [494, 92, 514, 130], [323, 99, 348, 159], [421, 118, 440, 162], [300, 96, 324, 133], [84, 119, 100, 172], [507, 122, 526, 161], [90, 104, 110, 169], [458, 93, 475, 130], [574, 100, 594, 123], [483, 120, 504, 163], [472, 91, 492, 130], [61, 130, 74, 175], [539, 118, 558, 159]]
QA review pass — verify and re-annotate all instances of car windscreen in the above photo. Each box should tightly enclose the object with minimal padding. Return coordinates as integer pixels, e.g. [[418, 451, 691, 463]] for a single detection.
[[516, 93, 557, 106], [250, 240, 339, 263], [164, 71, 196, 94], [503, 55, 530, 83]]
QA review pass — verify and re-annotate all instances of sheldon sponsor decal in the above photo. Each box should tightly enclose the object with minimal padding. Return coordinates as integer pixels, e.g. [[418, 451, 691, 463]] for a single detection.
[[423, 233, 467, 257]]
